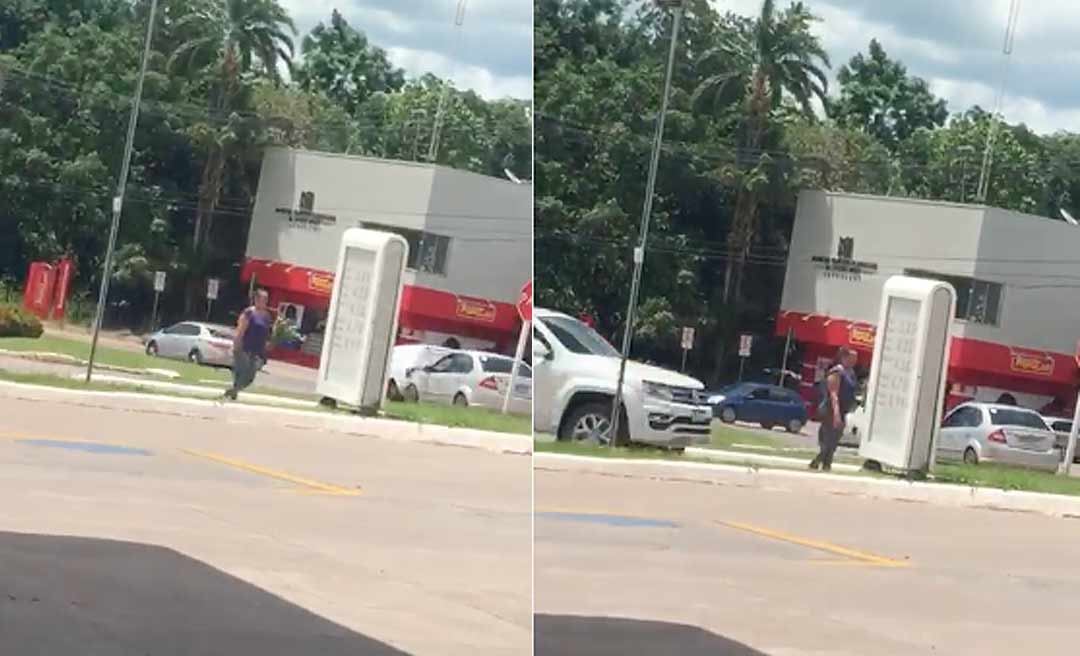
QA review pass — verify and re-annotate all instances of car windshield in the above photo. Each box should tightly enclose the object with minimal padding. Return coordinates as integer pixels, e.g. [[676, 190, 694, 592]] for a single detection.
[[541, 316, 620, 358], [989, 408, 1048, 430], [480, 356, 532, 379]]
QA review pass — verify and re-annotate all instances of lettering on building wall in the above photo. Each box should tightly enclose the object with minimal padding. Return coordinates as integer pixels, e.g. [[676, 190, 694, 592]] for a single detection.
[[812, 235, 878, 281], [456, 297, 496, 323], [1010, 352, 1054, 377], [849, 324, 877, 349], [276, 192, 336, 231], [308, 272, 335, 295]]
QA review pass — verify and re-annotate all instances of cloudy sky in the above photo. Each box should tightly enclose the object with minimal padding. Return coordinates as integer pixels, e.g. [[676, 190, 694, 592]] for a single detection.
[[715, 0, 1080, 134], [280, 1, 532, 100]]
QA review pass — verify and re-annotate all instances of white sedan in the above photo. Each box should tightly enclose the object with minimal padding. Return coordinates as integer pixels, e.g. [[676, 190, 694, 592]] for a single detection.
[[401, 349, 532, 416]]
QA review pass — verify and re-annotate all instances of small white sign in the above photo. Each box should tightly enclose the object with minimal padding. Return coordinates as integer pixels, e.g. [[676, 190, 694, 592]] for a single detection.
[[207, 278, 220, 300], [153, 271, 166, 292], [681, 327, 695, 350], [738, 334, 753, 358]]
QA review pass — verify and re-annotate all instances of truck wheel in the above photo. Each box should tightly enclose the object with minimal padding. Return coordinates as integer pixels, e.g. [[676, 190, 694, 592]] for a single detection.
[[146, 341, 158, 357], [963, 447, 979, 466], [559, 402, 628, 446], [720, 407, 737, 424], [786, 419, 804, 434]]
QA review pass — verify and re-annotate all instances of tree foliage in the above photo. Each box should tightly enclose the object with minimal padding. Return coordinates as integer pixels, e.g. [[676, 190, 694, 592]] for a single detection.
[[535, 0, 1080, 384], [0, 1, 530, 329], [832, 39, 948, 150]]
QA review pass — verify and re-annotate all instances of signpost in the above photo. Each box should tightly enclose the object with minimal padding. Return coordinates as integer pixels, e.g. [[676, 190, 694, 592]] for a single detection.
[[680, 326, 695, 372], [778, 326, 794, 387], [737, 334, 752, 382], [316, 228, 408, 413], [151, 271, 165, 330], [206, 278, 219, 320], [503, 281, 532, 414], [859, 276, 956, 475]]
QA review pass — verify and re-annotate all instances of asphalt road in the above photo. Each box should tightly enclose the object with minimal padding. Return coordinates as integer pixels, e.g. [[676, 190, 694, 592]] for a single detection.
[[0, 395, 530, 655], [534, 464, 1080, 656]]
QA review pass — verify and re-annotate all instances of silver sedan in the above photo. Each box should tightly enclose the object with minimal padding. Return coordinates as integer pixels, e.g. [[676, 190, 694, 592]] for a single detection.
[[144, 321, 235, 367], [937, 403, 1059, 471]]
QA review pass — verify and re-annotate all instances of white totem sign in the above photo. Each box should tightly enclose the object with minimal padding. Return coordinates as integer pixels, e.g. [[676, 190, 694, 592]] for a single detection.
[[859, 276, 956, 472], [316, 228, 408, 410]]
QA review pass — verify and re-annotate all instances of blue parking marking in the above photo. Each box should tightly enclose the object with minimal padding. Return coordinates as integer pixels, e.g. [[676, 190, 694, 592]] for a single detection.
[[16, 439, 152, 456], [536, 511, 677, 529]]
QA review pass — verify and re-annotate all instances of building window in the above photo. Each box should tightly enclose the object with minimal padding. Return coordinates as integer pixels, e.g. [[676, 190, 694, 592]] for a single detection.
[[361, 222, 451, 275], [905, 269, 1003, 326]]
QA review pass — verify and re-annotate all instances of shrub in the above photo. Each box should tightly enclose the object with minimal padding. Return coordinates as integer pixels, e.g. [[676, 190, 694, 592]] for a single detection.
[[0, 305, 44, 338]]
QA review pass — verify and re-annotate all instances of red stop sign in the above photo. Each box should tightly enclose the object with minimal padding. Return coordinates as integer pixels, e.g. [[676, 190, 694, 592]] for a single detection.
[[517, 281, 532, 322]]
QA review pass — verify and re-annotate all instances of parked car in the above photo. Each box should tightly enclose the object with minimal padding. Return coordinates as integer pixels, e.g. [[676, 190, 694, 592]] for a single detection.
[[938, 403, 1059, 471], [1042, 415, 1079, 462], [532, 308, 712, 449], [144, 321, 235, 367], [400, 349, 532, 416], [386, 344, 454, 401], [842, 404, 870, 447], [708, 382, 808, 434]]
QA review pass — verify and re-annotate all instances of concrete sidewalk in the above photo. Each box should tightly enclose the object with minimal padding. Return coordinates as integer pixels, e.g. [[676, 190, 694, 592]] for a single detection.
[[686, 446, 861, 472], [0, 380, 532, 456], [535, 452, 1080, 519]]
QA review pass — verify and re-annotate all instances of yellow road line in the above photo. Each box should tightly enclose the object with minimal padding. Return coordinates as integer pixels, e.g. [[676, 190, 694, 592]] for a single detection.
[[181, 449, 362, 497], [718, 520, 910, 568]]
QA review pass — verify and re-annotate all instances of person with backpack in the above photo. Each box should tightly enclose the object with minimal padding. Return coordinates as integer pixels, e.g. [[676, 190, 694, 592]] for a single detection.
[[224, 288, 273, 401], [810, 346, 859, 471]]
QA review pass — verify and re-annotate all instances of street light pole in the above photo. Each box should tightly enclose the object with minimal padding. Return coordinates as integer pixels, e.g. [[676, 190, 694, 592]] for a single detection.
[[609, 1, 684, 446], [85, 0, 158, 383]]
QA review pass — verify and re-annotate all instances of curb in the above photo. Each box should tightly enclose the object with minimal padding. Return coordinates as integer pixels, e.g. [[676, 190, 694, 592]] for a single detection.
[[534, 452, 1080, 519], [685, 446, 860, 472], [0, 380, 532, 456]]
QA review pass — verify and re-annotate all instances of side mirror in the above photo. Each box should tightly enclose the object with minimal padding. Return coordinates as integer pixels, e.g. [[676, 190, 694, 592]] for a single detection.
[[534, 342, 553, 361], [405, 367, 417, 378]]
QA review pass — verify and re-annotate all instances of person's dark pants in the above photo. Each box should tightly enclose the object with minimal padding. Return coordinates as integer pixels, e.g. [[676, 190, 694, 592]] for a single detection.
[[228, 350, 259, 397], [812, 421, 844, 470]]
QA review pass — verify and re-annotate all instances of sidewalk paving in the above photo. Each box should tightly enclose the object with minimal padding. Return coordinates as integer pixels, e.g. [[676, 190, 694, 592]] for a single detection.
[[685, 446, 860, 472], [0, 379, 532, 456], [535, 452, 1080, 519]]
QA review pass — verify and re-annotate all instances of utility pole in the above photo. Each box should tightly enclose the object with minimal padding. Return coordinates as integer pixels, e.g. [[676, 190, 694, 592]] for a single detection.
[[86, 0, 158, 383], [428, 0, 467, 163], [976, 0, 1022, 202], [609, 0, 685, 446]]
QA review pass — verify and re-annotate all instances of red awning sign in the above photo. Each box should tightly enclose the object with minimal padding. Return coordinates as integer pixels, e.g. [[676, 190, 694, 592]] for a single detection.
[[517, 281, 532, 322]]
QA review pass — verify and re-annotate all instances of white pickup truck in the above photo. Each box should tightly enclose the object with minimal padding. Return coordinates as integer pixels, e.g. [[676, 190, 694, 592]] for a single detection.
[[532, 308, 712, 449]]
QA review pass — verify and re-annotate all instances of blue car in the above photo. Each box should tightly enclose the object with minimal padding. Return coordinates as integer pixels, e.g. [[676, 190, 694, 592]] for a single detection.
[[708, 383, 808, 433]]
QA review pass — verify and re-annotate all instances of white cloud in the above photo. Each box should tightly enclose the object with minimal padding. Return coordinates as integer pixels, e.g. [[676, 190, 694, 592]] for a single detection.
[[387, 46, 532, 99]]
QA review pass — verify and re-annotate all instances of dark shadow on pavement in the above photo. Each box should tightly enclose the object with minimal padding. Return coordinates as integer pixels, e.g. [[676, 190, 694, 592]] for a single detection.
[[0, 531, 411, 655], [535, 614, 769, 656]]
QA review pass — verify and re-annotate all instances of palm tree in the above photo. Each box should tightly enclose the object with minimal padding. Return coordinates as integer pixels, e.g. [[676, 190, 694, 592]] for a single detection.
[[167, 0, 297, 251], [693, 0, 830, 303]]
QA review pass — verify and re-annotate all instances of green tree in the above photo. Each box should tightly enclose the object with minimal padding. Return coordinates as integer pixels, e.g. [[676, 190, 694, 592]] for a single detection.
[[692, 0, 830, 304], [165, 0, 296, 252], [832, 39, 948, 151], [294, 9, 405, 117]]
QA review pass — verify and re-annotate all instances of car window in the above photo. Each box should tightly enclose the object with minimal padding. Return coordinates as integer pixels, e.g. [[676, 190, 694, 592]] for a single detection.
[[208, 328, 233, 340], [989, 407, 1048, 430], [450, 353, 474, 374], [749, 387, 770, 400], [171, 323, 200, 336], [944, 407, 977, 428], [479, 356, 532, 379], [1052, 421, 1073, 433], [962, 407, 983, 427], [429, 355, 456, 373], [539, 316, 619, 357], [163, 323, 182, 335]]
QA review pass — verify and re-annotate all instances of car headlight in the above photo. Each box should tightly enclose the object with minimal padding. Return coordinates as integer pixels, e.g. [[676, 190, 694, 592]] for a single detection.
[[642, 380, 675, 401]]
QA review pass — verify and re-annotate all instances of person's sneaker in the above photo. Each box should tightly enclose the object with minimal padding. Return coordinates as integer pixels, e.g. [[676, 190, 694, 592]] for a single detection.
[[808, 458, 820, 471], [822, 464, 832, 472], [223, 389, 237, 401]]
